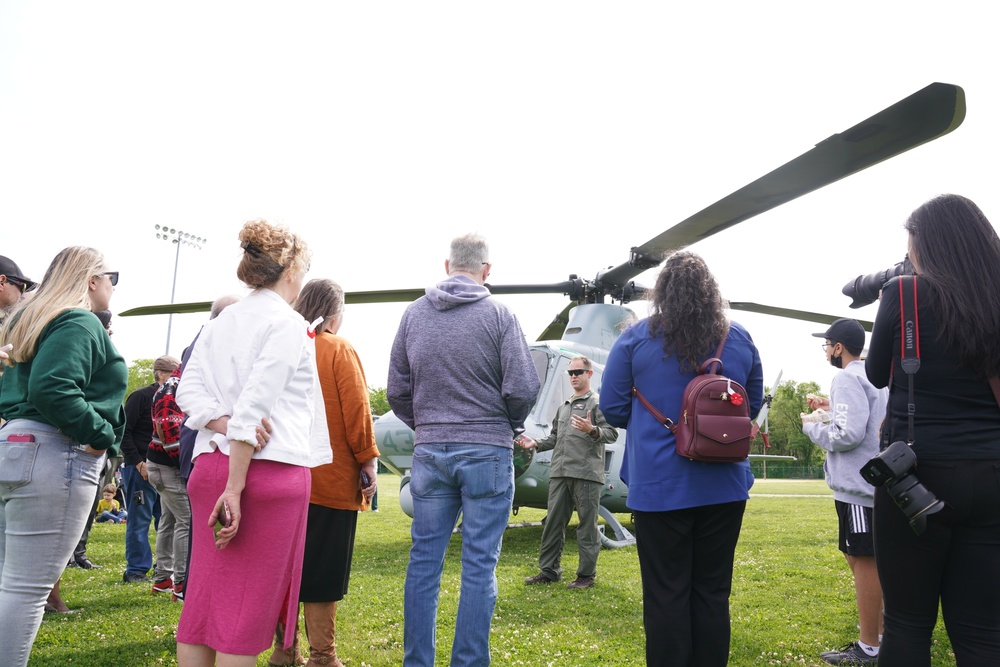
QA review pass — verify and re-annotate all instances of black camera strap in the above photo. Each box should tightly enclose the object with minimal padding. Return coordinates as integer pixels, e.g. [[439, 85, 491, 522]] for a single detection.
[[898, 276, 920, 446]]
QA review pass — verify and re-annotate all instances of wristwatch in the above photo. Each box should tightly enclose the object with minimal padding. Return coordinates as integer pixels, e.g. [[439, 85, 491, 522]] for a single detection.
[[589, 426, 599, 438]]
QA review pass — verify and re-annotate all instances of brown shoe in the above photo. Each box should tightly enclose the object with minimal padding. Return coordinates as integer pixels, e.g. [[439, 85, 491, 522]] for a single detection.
[[268, 619, 306, 666], [568, 576, 595, 589], [524, 573, 555, 585], [304, 601, 344, 667]]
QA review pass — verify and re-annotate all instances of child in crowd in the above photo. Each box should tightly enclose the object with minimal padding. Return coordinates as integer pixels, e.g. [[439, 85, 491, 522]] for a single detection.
[[95, 484, 127, 523]]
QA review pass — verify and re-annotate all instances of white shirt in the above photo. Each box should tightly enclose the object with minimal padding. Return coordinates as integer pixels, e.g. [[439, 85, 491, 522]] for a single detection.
[[177, 288, 332, 467]]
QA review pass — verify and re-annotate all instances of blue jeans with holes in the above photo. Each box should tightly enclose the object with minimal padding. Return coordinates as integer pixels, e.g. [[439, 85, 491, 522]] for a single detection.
[[0, 420, 106, 667], [403, 443, 514, 667]]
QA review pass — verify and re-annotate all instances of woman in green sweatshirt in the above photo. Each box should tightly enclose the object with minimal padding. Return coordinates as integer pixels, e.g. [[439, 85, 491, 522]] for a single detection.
[[0, 246, 127, 667]]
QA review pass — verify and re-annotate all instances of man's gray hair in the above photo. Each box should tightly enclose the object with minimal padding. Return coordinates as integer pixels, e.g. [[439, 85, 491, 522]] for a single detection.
[[449, 234, 489, 274], [210, 294, 242, 319]]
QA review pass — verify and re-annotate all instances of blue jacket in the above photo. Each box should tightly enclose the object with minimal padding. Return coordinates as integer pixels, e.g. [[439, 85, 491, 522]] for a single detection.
[[600, 319, 763, 512]]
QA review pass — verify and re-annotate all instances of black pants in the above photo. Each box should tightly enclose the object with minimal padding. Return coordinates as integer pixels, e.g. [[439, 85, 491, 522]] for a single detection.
[[874, 459, 1000, 667], [634, 501, 746, 667]]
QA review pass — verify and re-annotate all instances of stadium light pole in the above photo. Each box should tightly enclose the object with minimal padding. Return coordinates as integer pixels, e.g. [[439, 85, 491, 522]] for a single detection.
[[154, 225, 207, 355]]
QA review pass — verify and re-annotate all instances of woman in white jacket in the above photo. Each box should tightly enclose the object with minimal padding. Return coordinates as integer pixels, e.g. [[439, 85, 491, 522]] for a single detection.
[[176, 219, 330, 667]]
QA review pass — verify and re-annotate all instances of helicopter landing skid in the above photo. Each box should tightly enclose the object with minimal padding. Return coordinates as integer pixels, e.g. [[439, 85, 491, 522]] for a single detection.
[[598, 505, 636, 549]]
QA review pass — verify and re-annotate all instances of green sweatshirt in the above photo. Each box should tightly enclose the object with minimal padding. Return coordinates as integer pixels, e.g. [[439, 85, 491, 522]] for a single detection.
[[0, 309, 127, 450]]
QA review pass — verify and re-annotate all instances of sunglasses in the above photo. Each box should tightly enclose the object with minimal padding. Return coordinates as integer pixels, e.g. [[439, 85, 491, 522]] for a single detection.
[[5, 278, 28, 294], [103, 271, 119, 286], [567, 369, 589, 377]]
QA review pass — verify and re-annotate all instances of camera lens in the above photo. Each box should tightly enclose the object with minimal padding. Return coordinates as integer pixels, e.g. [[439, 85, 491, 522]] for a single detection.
[[884, 474, 945, 535], [842, 257, 914, 309]]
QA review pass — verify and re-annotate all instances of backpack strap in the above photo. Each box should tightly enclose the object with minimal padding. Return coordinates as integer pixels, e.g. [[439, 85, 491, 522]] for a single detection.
[[699, 326, 730, 375], [631, 325, 732, 429], [632, 385, 674, 429]]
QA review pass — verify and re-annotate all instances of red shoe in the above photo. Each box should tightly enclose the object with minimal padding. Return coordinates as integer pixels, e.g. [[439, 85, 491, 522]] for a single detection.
[[151, 579, 173, 594], [171, 580, 185, 602]]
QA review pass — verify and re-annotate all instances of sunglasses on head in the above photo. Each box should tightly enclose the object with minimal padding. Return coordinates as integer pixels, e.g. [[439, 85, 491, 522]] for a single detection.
[[103, 271, 119, 286], [567, 369, 588, 377]]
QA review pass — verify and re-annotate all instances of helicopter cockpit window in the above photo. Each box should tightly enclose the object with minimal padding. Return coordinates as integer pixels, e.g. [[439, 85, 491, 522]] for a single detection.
[[529, 348, 549, 398]]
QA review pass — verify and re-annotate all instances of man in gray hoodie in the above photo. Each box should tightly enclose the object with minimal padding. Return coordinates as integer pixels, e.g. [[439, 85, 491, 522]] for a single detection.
[[388, 233, 540, 667], [802, 318, 888, 666]]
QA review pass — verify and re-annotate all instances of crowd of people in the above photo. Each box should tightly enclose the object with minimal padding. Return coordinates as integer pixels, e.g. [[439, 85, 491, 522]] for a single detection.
[[1, 194, 999, 667]]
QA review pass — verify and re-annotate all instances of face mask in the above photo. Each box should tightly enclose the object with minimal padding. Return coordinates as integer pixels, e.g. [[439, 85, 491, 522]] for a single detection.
[[829, 353, 843, 370]]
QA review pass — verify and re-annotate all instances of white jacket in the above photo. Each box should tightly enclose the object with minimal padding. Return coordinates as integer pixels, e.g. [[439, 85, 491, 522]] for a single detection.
[[177, 288, 332, 468]]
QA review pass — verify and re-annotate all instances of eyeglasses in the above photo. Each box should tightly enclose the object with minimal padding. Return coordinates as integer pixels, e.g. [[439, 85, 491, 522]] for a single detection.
[[5, 278, 28, 294], [567, 369, 589, 377], [822, 342, 836, 352], [103, 272, 119, 286]]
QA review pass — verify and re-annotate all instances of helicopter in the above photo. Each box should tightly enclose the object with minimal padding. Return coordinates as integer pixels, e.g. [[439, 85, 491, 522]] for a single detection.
[[120, 82, 965, 547]]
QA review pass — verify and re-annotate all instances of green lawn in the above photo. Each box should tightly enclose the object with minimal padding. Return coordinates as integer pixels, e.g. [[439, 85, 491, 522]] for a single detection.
[[32, 479, 956, 666]]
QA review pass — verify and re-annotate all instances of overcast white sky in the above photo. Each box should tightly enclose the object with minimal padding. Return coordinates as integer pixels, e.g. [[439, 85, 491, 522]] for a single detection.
[[1, 1, 997, 394]]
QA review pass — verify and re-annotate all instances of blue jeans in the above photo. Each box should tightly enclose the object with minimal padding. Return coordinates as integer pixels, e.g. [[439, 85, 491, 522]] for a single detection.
[[122, 464, 159, 576], [0, 420, 106, 667], [403, 443, 513, 667]]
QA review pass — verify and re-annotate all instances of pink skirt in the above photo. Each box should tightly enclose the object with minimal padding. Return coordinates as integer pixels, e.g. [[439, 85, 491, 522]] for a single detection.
[[177, 450, 311, 656]]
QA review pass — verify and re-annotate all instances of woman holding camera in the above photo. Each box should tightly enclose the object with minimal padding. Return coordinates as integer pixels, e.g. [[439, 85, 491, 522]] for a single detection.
[[600, 251, 763, 667], [866, 194, 1000, 666]]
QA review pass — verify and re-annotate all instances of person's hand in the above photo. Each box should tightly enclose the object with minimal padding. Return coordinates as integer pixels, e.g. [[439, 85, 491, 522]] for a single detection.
[[517, 435, 537, 450], [209, 490, 241, 550], [138, 460, 149, 480], [360, 460, 377, 502], [206, 415, 230, 435], [801, 409, 829, 425], [571, 410, 595, 433], [254, 417, 273, 452], [806, 394, 830, 412], [83, 445, 104, 457], [205, 415, 272, 453]]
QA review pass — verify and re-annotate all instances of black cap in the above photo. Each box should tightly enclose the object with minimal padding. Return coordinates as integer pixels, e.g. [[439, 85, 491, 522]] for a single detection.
[[0, 256, 37, 291], [812, 318, 865, 353]]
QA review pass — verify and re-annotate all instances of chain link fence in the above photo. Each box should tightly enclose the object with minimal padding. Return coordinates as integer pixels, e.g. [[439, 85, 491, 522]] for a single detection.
[[750, 461, 824, 480]]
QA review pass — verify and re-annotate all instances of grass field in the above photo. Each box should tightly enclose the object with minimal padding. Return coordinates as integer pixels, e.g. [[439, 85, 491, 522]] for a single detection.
[[32, 479, 957, 666]]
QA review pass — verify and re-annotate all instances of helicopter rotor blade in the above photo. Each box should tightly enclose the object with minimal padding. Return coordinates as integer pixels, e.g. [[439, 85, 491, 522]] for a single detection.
[[729, 301, 873, 331], [118, 301, 213, 317], [119, 282, 583, 318], [599, 82, 966, 291], [536, 302, 576, 341], [485, 281, 579, 297]]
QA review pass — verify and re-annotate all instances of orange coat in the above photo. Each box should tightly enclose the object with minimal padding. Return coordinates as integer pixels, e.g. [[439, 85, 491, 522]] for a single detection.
[[309, 333, 380, 510]]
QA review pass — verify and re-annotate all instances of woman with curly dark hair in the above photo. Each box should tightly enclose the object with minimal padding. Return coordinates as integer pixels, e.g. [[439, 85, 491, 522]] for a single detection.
[[866, 194, 1000, 666], [600, 251, 763, 667]]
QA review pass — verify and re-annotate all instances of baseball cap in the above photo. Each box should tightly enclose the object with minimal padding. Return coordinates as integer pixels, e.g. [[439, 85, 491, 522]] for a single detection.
[[812, 318, 865, 352], [0, 256, 37, 292]]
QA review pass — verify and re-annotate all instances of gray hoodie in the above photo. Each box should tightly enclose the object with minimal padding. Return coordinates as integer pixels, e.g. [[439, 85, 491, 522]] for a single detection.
[[387, 275, 540, 448], [803, 360, 888, 507]]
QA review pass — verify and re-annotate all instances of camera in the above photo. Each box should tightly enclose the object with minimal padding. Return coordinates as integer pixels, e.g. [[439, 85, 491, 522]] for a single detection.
[[860, 441, 944, 535], [842, 256, 914, 309]]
